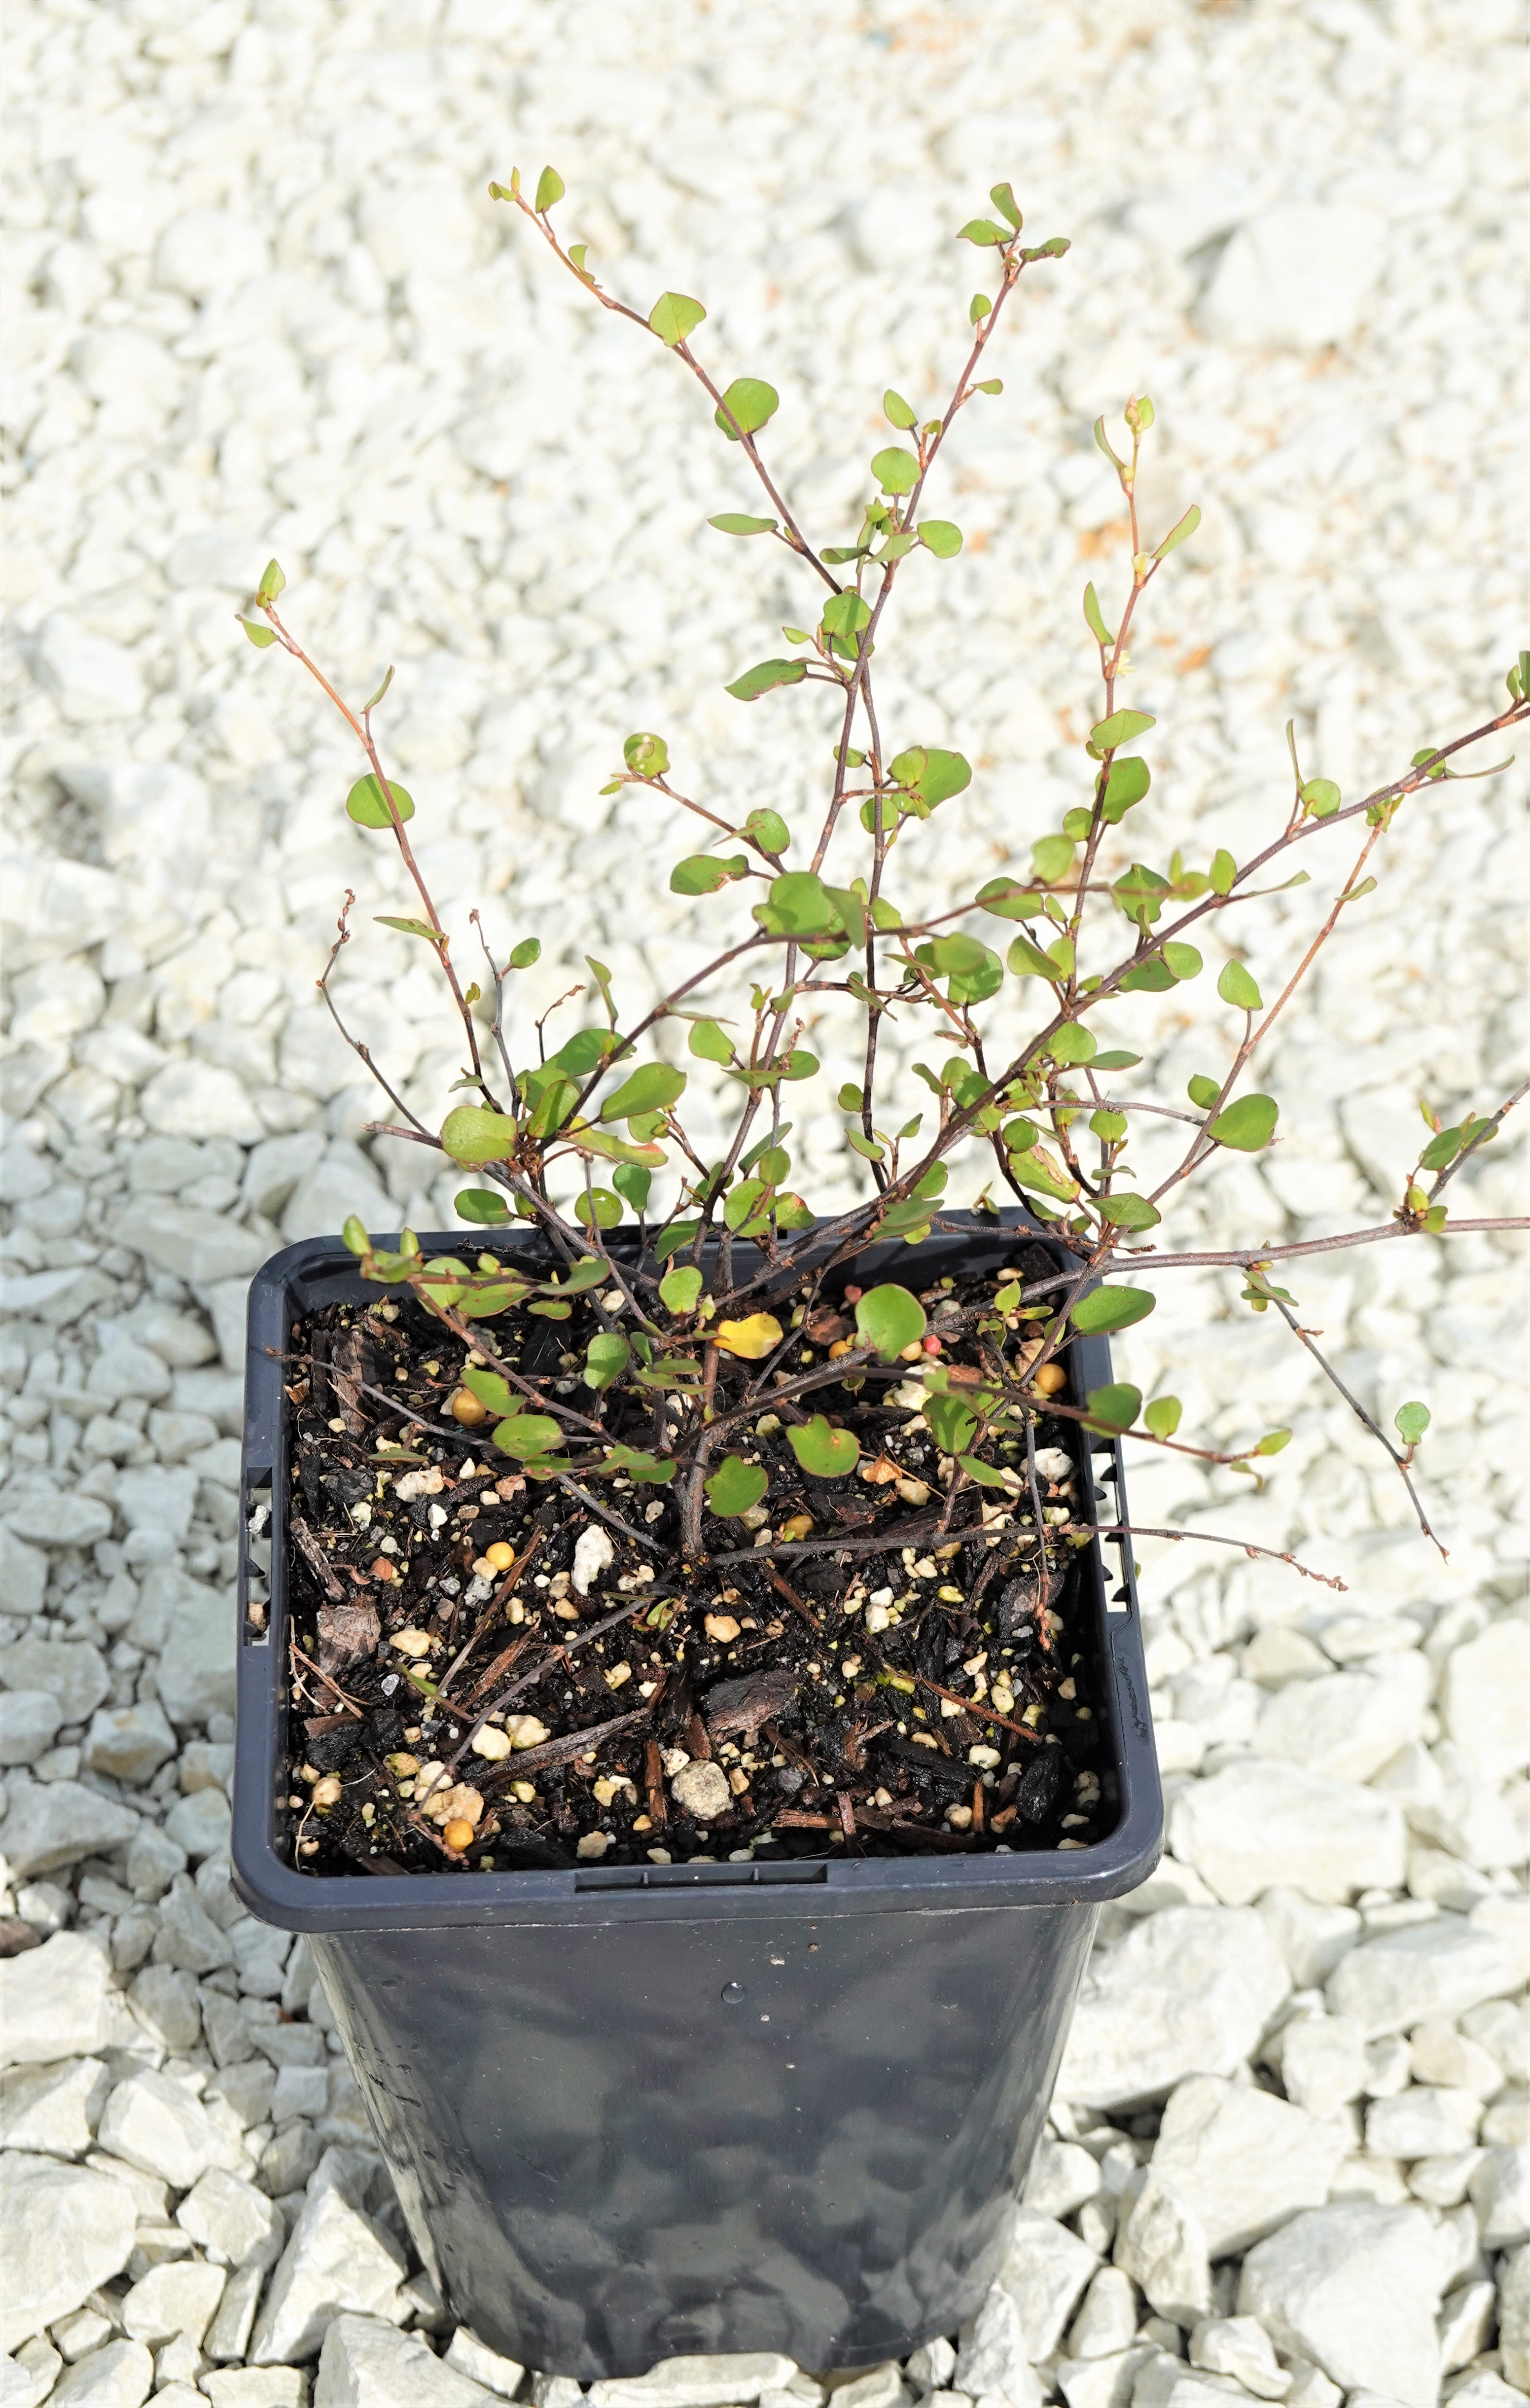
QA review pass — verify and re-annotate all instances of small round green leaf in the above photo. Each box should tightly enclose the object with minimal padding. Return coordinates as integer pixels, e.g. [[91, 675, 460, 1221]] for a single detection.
[[612, 1162, 650, 1213], [455, 1188, 512, 1225], [889, 746, 971, 810], [602, 1445, 676, 1484], [1418, 1126, 1462, 1172], [509, 937, 541, 970], [786, 1416, 861, 1479], [584, 1331, 631, 1389], [759, 871, 841, 935], [1207, 1094, 1279, 1151], [1254, 1428, 1292, 1456], [1032, 834, 1075, 885], [659, 1264, 703, 1314], [959, 1455, 1010, 1489], [601, 1063, 686, 1122], [743, 808, 790, 855], [462, 1366, 514, 1415], [725, 659, 808, 702], [925, 1394, 979, 1455], [1090, 709, 1156, 753], [976, 877, 1045, 922], [453, 1258, 531, 1321], [1394, 1401, 1430, 1447], [854, 1284, 926, 1362], [493, 1413, 563, 1459], [709, 513, 777, 537], [706, 1457, 769, 1518], [1085, 1383, 1141, 1430], [1101, 756, 1150, 822], [416, 1255, 466, 1312], [346, 775, 415, 828], [918, 520, 963, 557], [1217, 961, 1263, 1010], [534, 166, 565, 213], [713, 377, 779, 440], [238, 616, 277, 647], [547, 1028, 617, 1076], [1143, 1395, 1182, 1439], [649, 290, 706, 347], [884, 388, 917, 428], [1071, 1285, 1156, 1334], [440, 1107, 520, 1165], [1096, 1193, 1161, 1230], [573, 1187, 622, 1231], [671, 853, 748, 895], [871, 447, 919, 495], [1049, 1022, 1096, 1066], [916, 933, 1002, 1004], [688, 1019, 734, 1065], [623, 731, 670, 776], [822, 591, 872, 640]]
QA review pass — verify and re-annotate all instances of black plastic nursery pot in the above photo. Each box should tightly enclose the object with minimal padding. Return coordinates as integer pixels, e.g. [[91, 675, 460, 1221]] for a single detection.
[[231, 1214, 1161, 2380]]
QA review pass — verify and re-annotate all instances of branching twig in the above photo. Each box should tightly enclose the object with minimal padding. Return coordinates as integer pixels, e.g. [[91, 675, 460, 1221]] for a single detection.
[[1264, 1294, 1446, 1557], [237, 164, 1527, 1661]]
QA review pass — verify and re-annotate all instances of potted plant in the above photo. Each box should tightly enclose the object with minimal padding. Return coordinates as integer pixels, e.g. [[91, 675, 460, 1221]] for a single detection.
[[229, 168, 1528, 2378]]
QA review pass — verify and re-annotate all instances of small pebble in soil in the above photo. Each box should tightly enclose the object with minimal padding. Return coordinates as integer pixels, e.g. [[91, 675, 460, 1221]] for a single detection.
[[671, 1761, 733, 1821]]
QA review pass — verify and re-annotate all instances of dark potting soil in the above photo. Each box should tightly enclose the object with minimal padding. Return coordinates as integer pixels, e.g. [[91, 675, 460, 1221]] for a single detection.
[[277, 1251, 1118, 1874]]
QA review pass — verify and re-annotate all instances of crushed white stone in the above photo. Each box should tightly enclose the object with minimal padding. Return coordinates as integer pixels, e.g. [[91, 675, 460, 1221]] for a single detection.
[[1, 3, 1524, 2401]]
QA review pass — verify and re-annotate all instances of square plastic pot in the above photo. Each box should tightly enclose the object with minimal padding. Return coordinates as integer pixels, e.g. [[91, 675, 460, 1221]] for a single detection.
[[232, 1214, 1161, 2377]]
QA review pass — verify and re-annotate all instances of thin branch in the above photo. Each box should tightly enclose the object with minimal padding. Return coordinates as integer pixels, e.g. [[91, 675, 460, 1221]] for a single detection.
[[1427, 1075, 1530, 1201], [554, 1476, 674, 1555], [1265, 1294, 1446, 1557], [496, 181, 837, 588], [901, 1666, 1041, 1743], [258, 601, 506, 1112], [839, 699, 1527, 1235], [317, 893, 431, 1135], [443, 1590, 659, 1773], [1149, 819, 1388, 1204], [1080, 1520, 1347, 1589]]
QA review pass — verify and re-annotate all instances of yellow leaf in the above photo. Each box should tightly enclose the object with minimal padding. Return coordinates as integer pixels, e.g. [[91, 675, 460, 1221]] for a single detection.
[[713, 1312, 783, 1360]]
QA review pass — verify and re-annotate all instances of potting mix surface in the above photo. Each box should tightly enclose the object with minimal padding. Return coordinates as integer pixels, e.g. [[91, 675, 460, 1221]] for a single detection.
[[278, 1250, 1115, 1874]]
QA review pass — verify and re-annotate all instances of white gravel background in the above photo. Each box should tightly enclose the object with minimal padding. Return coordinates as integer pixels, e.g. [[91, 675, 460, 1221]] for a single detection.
[[2, 1, 1527, 2404]]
